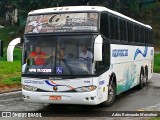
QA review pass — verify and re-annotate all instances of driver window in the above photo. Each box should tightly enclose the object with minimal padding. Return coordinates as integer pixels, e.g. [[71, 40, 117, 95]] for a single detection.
[[95, 41, 110, 73]]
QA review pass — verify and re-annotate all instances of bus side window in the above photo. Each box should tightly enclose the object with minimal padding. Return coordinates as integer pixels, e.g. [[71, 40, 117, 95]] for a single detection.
[[110, 15, 119, 40], [128, 22, 134, 43], [95, 41, 110, 73], [135, 25, 139, 43], [100, 12, 109, 39], [140, 27, 145, 44], [110, 16, 114, 40], [142, 27, 145, 44], [145, 28, 149, 45], [119, 19, 127, 42]]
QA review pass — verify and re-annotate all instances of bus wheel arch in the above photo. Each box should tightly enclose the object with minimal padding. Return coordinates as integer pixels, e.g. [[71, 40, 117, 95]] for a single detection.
[[110, 73, 117, 94], [100, 73, 117, 107]]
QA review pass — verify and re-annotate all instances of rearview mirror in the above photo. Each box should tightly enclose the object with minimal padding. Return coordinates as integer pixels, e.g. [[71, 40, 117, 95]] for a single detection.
[[0, 40, 3, 57], [7, 38, 21, 62], [94, 35, 103, 61]]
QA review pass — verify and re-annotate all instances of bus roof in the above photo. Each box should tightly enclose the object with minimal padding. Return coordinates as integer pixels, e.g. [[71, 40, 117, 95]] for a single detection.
[[28, 6, 152, 29]]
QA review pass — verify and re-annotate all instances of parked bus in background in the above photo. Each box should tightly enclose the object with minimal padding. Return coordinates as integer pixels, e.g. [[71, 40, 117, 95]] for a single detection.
[[8, 6, 153, 106]]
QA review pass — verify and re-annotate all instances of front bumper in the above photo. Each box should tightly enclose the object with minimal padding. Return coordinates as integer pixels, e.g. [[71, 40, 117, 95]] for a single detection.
[[22, 89, 99, 105]]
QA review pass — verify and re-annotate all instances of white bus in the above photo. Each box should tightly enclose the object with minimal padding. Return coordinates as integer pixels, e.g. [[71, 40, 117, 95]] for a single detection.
[[20, 6, 154, 106]]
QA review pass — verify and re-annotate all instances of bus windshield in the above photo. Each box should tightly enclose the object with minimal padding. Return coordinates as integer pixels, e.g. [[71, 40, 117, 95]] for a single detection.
[[22, 35, 96, 75]]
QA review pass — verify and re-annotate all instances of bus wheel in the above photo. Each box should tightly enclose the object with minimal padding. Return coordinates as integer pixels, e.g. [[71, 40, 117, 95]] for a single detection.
[[101, 79, 116, 106], [138, 69, 145, 89]]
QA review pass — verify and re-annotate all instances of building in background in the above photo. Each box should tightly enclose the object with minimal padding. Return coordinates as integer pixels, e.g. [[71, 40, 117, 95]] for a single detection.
[[5, 5, 18, 26]]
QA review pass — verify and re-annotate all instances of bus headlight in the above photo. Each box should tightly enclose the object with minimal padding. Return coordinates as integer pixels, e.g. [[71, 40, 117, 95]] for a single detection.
[[75, 85, 97, 92], [22, 85, 38, 92]]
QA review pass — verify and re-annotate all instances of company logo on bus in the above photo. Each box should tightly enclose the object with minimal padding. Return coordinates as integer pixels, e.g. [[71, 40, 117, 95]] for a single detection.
[[53, 86, 58, 91], [99, 80, 105, 85], [134, 47, 148, 60], [45, 80, 74, 91], [24, 80, 44, 84], [112, 49, 128, 58]]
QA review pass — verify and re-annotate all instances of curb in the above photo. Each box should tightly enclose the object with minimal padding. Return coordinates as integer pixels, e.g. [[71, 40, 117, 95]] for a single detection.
[[0, 88, 21, 94]]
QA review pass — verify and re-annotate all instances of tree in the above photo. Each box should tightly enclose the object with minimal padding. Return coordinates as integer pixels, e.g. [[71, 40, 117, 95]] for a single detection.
[[120, 0, 139, 18]]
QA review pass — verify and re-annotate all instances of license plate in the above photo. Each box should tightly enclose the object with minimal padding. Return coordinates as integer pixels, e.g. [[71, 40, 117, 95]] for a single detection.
[[49, 96, 61, 100]]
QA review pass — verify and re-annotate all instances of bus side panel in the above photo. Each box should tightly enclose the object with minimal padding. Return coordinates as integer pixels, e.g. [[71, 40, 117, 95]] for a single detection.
[[148, 47, 154, 79], [92, 72, 111, 104], [110, 44, 154, 94]]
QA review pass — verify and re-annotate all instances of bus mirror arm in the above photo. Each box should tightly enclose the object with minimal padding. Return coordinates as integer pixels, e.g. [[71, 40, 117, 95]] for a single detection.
[[94, 35, 103, 61], [7, 38, 21, 62]]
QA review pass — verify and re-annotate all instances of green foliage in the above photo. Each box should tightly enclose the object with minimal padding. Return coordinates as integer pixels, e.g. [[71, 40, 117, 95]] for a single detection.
[[0, 27, 22, 61], [0, 61, 21, 85], [149, 117, 160, 120], [154, 53, 160, 73], [137, 3, 160, 45], [0, 26, 22, 85], [7, 0, 88, 18], [127, 0, 139, 17], [0, 27, 24, 46], [0, 76, 21, 85], [0, 47, 22, 61]]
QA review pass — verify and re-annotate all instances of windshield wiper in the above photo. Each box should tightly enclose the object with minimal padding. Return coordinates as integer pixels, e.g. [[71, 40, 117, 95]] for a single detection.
[[61, 58, 75, 75], [38, 56, 75, 76]]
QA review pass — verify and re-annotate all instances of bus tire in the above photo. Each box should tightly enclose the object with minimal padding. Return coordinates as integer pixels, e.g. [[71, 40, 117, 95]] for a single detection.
[[101, 78, 116, 107], [145, 66, 148, 82], [137, 68, 145, 89], [143, 67, 148, 86]]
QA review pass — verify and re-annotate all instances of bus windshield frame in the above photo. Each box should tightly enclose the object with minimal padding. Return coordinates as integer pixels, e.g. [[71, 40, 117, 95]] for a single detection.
[[22, 34, 97, 76]]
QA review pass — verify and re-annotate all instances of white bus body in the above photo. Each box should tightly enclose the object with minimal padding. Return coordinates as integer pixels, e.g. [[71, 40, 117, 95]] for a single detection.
[[18, 6, 154, 106]]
